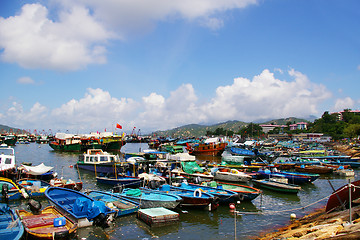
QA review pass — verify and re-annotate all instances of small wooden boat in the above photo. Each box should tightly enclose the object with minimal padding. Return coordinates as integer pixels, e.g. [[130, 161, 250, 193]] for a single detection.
[[209, 181, 261, 201], [252, 178, 301, 193], [0, 177, 27, 200], [86, 190, 139, 217], [19, 163, 57, 180], [114, 188, 182, 209], [213, 168, 252, 182], [16, 179, 51, 198], [176, 182, 240, 204], [325, 179, 360, 213], [257, 170, 313, 184], [45, 187, 116, 228], [16, 205, 77, 239], [156, 184, 219, 210], [0, 203, 24, 239], [49, 178, 83, 191], [294, 165, 333, 174], [96, 175, 142, 187]]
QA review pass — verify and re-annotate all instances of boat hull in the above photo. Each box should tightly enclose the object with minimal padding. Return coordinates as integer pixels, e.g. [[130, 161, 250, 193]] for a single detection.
[[325, 179, 360, 212], [16, 206, 77, 240], [215, 181, 261, 201], [0, 203, 24, 240], [252, 179, 301, 193], [96, 176, 142, 187]]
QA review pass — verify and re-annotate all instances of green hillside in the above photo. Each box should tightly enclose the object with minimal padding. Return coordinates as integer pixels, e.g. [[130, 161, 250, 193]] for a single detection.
[[152, 118, 309, 137]]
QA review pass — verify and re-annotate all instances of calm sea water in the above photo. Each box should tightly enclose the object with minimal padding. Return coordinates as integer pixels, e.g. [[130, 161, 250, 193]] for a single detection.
[[10, 143, 358, 240]]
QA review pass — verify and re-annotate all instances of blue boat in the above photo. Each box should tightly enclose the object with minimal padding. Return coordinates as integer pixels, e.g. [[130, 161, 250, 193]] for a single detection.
[[257, 169, 312, 184], [176, 182, 240, 204], [281, 171, 320, 182], [0, 203, 24, 239], [155, 185, 219, 210], [87, 190, 139, 218], [114, 188, 182, 209], [96, 175, 142, 187], [0, 177, 26, 201], [16, 178, 51, 198], [45, 187, 116, 228]]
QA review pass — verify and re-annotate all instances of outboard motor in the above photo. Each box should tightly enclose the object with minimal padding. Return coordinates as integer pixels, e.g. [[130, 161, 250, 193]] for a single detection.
[[28, 199, 42, 215], [1, 184, 9, 201], [149, 180, 160, 189], [92, 213, 109, 228], [112, 185, 123, 193], [53, 230, 70, 240]]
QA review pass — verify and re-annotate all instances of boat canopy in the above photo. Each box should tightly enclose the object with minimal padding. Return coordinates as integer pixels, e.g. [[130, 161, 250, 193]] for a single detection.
[[21, 163, 53, 175]]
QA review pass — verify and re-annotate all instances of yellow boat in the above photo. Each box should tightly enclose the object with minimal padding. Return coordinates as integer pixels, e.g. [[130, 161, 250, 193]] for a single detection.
[[16, 206, 77, 239]]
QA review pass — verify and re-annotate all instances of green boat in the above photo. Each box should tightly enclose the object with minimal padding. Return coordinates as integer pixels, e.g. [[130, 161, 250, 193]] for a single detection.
[[252, 179, 301, 193]]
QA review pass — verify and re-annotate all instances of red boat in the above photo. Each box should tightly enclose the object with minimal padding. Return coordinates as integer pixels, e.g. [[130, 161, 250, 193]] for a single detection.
[[186, 142, 227, 156], [325, 179, 360, 212]]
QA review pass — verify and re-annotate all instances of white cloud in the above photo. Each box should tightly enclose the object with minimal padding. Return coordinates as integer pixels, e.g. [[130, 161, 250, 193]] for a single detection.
[[17, 76, 35, 84], [0, 69, 336, 133], [333, 97, 355, 112], [0, 3, 115, 71], [51, 88, 139, 131], [0, 1, 258, 71], [202, 69, 331, 122]]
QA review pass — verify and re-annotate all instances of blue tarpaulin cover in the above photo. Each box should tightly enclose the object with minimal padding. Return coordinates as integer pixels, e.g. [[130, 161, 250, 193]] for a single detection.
[[73, 197, 107, 220]]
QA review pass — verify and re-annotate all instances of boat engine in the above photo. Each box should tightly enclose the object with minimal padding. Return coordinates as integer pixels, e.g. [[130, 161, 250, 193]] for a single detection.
[[149, 180, 160, 189], [28, 199, 42, 215], [1, 184, 9, 201], [92, 213, 109, 228], [53, 230, 70, 240]]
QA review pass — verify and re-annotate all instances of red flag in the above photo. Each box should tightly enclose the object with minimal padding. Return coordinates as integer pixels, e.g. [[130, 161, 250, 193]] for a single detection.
[[116, 123, 122, 129]]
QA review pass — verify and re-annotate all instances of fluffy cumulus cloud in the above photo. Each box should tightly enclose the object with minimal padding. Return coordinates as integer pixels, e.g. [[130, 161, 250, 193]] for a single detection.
[[0, 3, 114, 71], [0, 69, 333, 132], [202, 69, 331, 122], [51, 88, 140, 131], [0, 0, 257, 71], [333, 97, 355, 112]]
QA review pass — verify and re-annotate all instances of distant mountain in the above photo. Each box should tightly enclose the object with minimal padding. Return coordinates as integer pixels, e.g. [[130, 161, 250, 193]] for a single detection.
[[152, 117, 313, 137], [0, 124, 23, 134]]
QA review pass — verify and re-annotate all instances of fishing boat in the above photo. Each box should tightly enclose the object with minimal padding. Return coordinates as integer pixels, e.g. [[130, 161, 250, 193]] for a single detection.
[[86, 190, 139, 218], [49, 133, 82, 152], [0, 145, 17, 179], [16, 205, 77, 239], [156, 184, 219, 210], [0, 203, 24, 239], [325, 179, 360, 213], [176, 182, 240, 204], [45, 187, 116, 228], [294, 164, 333, 174], [186, 137, 227, 156], [252, 178, 301, 193], [212, 168, 252, 182], [76, 149, 123, 175], [19, 163, 57, 180], [16, 179, 51, 198], [49, 178, 83, 191], [0, 177, 27, 201], [206, 181, 261, 201], [114, 188, 182, 209], [257, 169, 313, 184], [96, 175, 142, 187]]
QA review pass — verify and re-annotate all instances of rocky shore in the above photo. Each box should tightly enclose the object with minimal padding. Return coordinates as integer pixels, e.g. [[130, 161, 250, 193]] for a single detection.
[[255, 205, 360, 239]]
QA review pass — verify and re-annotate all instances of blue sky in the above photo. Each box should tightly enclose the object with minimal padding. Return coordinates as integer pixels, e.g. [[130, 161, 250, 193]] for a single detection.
[[0, 0, 359, 134]]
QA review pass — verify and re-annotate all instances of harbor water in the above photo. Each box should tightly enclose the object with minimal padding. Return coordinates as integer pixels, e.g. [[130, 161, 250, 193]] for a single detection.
[[11, 143, 358, 240]]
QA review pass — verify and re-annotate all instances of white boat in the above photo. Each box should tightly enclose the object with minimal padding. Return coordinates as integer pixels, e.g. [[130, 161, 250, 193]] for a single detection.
[[334, 168, 355, 177], [0, 146, 16, 172], [213, 168, 252, 182]]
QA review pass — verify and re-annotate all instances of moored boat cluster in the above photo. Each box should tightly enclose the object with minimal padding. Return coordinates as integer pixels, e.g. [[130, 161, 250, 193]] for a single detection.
[[0, 135, 360, 239]]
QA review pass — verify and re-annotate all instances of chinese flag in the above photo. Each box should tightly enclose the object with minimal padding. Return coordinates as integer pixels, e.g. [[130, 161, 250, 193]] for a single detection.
[[116, 123, 122, 129]]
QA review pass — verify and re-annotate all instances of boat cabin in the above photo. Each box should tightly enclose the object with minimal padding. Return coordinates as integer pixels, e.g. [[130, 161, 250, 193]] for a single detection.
[[0, 147, 15, 171], [80, 149, 120, 164]]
